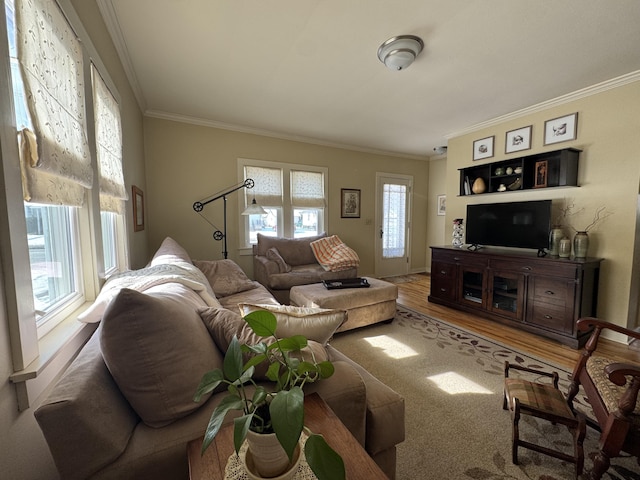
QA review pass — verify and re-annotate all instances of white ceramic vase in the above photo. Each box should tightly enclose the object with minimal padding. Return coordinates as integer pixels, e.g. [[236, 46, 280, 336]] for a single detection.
[[245, 430, 300, 479]]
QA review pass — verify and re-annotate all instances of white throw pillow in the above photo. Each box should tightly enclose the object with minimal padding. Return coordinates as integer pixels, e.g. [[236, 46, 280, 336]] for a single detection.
[[238, 303, 346, 345]]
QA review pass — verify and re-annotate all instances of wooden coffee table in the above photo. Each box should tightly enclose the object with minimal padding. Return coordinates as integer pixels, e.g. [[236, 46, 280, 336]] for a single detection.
[[187, 393, 388, 480]]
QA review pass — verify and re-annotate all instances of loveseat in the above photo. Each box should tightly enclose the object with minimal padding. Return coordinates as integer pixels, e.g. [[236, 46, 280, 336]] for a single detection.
[[34, 237, 404, 480], [253, 233, 358, 304]]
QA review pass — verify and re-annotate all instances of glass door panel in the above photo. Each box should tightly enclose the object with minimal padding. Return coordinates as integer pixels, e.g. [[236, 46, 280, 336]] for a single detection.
[[490, 272, 524, 320], [460, 267, 485, 308]]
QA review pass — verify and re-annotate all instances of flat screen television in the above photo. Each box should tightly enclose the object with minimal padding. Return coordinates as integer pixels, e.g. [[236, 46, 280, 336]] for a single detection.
[[466, 200, 552, 253]]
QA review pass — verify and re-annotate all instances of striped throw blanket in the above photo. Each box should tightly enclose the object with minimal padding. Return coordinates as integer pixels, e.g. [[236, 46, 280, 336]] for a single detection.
[[310, 235, 360, 272]]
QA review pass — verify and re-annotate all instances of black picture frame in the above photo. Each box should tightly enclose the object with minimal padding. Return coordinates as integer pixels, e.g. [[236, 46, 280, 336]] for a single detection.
[[132, 185, 145, 231], [341, 189, 360, 218]]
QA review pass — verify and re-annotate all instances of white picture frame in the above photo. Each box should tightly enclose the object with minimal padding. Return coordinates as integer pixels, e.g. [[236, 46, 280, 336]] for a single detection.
[[544, 113, 578, 145], [505, 125, 532, 154], [437, 195, 446, 216]]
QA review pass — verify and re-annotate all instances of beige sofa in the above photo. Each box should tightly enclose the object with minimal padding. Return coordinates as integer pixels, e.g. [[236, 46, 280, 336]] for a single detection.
[[34, 237, 404, 480], [253, 233, 357, 304]]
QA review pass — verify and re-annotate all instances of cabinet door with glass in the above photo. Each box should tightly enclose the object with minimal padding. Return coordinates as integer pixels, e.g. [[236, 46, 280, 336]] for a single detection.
[[459, 265, 486, 309], [488, 270, 525, 320]]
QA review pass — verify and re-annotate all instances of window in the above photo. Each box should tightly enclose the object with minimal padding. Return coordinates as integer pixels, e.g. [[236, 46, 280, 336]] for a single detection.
[[2, 0, 128, 407], [382, 183, 407, 258], [239, 159, 327, 246]]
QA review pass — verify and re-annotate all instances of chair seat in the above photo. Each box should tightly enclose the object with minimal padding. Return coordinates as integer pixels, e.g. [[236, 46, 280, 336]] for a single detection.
[[587, 355, 640, 427]]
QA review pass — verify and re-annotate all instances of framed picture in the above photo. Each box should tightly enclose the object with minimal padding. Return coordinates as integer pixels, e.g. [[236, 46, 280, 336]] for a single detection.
[[341, 188, 360, 218], [505, 125, 532, 154], [473, 136, 494, 161], [437, 194, 446, 216], [544, 112, 577, 145], [132, 185, 145, 231], [534, 160, 548, 188]]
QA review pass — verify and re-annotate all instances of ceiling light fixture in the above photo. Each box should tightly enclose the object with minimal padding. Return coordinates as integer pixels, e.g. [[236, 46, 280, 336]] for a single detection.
[[377, 35, 424, 71]]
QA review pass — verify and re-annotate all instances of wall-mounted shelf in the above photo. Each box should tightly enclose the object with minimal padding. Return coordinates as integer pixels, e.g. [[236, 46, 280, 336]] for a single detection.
[[459, 148, 580, 196]]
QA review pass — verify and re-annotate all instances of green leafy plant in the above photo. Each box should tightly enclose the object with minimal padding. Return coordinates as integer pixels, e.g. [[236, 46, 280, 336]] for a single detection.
[[194, 309, 345, 480]]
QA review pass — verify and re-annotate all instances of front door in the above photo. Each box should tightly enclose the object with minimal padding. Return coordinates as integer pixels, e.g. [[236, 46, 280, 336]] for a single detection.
[[375, 173, 412, 277]]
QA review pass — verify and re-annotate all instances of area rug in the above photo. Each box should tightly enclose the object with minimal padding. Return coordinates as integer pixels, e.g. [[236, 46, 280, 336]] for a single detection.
[[381, 274, 428, 285], [330, 305, 639, 480]]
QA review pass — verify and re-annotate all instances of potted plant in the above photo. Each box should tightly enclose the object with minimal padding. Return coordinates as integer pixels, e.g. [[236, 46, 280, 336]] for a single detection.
[[194, 309, 346, 480]]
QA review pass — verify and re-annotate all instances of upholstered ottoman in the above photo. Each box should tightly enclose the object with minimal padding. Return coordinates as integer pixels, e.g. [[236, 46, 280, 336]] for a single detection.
[[290, 277, 398, 332]]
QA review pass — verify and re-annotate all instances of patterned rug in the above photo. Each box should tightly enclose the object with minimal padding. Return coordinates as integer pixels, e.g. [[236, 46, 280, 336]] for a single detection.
[[330, 305, 639, 480], [381, 274, 428, 285]]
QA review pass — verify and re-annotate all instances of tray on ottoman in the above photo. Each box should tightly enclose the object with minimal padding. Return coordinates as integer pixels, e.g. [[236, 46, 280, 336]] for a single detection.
[[323, 278, 370, 289]]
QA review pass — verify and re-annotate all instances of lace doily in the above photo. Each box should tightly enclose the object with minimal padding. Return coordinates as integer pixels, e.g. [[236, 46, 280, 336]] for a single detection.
[[224, 433, 317, 480]]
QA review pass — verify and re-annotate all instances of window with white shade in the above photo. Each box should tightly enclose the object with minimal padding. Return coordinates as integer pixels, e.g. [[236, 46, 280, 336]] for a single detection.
[[239, 159, 327, 246], [2, 0, 129, 408]]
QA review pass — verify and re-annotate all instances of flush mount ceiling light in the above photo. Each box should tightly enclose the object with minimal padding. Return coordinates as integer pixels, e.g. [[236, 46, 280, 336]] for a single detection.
[[377, 35, 424, 71]]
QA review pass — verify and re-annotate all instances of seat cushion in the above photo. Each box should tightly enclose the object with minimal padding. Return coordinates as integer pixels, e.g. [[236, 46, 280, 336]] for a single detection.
[[586, 355, 640, 426]]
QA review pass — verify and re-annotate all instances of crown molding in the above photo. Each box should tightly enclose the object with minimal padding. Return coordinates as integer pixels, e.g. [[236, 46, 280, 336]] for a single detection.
[[446, 70, 640, 139], [145, 110, 429, 161], [96, 0, 147, 112]]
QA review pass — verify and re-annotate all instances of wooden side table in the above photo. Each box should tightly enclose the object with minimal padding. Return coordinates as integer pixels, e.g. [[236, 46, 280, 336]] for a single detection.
[[188, 393, 388, 480], [503, 362, 586, 478]]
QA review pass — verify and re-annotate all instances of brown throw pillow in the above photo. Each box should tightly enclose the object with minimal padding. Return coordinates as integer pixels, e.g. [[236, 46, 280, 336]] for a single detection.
[[100, 288, 223, 428], [266, 247, 292, 273], [193, 259, 256, 297]]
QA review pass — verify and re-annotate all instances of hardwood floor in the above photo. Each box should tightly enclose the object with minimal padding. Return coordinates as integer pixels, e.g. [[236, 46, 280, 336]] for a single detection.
[[394, 274, 640, 370]]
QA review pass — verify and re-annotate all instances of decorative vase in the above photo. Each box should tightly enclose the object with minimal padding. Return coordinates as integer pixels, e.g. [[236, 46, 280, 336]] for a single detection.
[[559, 237, 572, 258], [245, 430, 297, 478], [573, 231, 589, 259], [548, 226, 564, 256], [471, 177, 486, 194], [452, 219, 464, 248]]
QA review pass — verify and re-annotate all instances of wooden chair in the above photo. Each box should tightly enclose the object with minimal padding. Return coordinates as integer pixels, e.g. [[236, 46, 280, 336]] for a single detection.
[[566, 317, 640, 479], [504, 362, 586, 477]]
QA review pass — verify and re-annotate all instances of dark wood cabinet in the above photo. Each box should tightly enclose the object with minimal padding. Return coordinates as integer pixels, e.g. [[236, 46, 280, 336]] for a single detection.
[[428, 246, 601, 348], [459, 147, 580, 196]]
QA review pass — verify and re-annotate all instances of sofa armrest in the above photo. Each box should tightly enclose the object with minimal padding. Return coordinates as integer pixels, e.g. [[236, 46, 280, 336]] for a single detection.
[[253, 254, 280, 287], [34, 332, 139, 480], [326, 346, 405, 455]]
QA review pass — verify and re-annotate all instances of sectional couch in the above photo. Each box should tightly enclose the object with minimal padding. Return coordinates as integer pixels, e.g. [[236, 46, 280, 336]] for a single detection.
[[34, 237, 405, 480]]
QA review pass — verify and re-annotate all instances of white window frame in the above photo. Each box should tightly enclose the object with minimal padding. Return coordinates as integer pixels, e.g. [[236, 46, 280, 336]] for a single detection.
[[0, 0, 129, 410], [237, 158, 328, 253]]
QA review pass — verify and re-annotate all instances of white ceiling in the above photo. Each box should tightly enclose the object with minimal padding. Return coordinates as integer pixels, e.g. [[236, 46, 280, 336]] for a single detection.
[[99, 0, 640, 159]]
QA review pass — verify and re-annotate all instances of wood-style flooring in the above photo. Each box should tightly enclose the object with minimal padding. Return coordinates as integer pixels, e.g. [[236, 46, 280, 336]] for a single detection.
[[394, 273, 640, 370]]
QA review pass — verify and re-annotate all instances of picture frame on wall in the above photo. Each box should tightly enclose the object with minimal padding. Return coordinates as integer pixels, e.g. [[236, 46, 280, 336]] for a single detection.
[[505, 125, 532, 154], [534, 160, 548, 188], [341, 188, 361, 218], [544, 112, 578, 145], [132, 185, 145, 231], [437, 195, 446, 216], [473, 136, 494, 161]]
